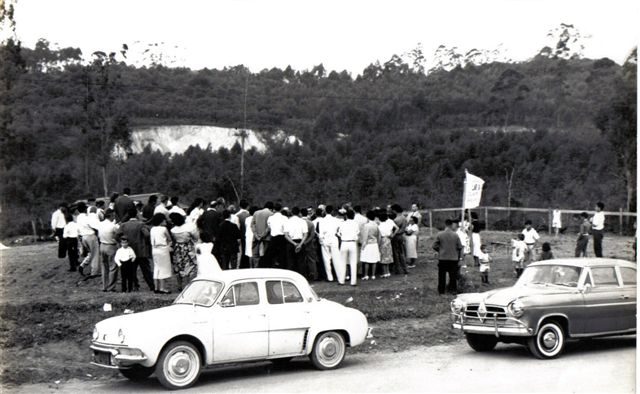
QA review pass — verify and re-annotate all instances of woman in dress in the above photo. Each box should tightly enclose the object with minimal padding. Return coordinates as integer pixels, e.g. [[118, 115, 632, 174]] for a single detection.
[[149, 213, 172, 294], [195, 231, 222, 277], [377, 210, 397, 278], [187, 197, 205, 224], [244, 206, 259, 268], [360, 210, 381, 280], [404, 216, 419, 267], [169, 212, 198, 291]]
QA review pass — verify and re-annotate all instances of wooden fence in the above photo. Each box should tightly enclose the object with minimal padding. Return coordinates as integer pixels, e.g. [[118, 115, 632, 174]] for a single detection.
[[424, 206, 637, 236]]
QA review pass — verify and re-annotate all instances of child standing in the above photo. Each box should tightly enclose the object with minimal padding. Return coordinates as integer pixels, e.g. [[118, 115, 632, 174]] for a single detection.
[[114, 237, 137, 292], [512, 233, 527, 278], [540, 242, 554, 260], [478, 244, 491, 284], [575, 212, 590, 257]]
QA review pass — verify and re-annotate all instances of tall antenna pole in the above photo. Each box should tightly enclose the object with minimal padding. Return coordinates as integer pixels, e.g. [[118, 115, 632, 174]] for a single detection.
[[240, 75, 248, 199]]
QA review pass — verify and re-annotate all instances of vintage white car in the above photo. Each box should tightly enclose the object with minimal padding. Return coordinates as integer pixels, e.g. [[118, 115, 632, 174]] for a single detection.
[[451, 258, 636, 359], [90, 269, 371, 390]]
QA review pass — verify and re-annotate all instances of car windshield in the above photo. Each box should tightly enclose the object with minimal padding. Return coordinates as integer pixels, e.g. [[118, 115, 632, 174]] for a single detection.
[[174, 280, 224, 306], [516, 265, 582, 287]]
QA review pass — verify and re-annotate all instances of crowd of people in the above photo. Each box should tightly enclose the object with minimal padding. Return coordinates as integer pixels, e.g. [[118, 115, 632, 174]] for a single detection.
[[50, 188, 426, 293]]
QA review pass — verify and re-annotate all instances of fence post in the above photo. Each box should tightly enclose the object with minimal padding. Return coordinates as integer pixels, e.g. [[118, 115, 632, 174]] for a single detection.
[[548, 209, 552, 235], [619, 208, 623, 235], [429, 210, 433, 237], [484, 207, 489, 231]]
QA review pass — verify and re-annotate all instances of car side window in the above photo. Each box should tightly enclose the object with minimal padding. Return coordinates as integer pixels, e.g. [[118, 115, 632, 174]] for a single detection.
[[266, 281, 284, 304], [282, 282, 303, 303], [619, 267, 637, 286], [591, 267, 620, 287], [221, 282, 260, 307], [266, 280, 303, 304]]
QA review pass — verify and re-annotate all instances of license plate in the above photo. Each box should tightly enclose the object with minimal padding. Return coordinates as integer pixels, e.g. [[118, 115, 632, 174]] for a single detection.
[[93, 351, 111, 366]]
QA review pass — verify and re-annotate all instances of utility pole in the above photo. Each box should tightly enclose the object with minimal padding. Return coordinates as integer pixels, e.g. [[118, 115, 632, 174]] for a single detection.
[[239, 76, 248, 198]]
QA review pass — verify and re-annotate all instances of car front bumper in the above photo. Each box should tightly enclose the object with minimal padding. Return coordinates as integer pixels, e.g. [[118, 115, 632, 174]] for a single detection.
[[90, 343, 147, 369], [451, 313, 533, 337]]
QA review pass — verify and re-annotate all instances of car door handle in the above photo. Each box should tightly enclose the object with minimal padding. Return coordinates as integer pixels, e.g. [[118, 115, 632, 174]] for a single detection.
[[621, 295, 630, 299]]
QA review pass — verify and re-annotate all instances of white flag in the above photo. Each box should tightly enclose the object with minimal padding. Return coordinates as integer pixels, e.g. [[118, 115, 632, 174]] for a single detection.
[[463, 171, 484, 209]]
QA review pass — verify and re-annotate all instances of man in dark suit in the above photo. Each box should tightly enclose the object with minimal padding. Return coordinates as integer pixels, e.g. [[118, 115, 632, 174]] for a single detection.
[[432, 219, 463, 295], [114, 187, 136, 223], [117, 207, 154, 291], [197, 200, 223, 255]]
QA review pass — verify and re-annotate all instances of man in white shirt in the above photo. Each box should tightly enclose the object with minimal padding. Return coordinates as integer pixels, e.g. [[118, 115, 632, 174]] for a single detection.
[[51, 202, 68, 259], [168, 196, 187, 217], [76, 202, 101, 277], [319, 205, 342, 283], [337, 210, 360, 286], [591, 202, 606, 257], [521, 220, 540, 264], [264, 203, 288, 267], [284, 207, 309, 273], [96, 210, 119, 291], [154, 195, 170, 217]]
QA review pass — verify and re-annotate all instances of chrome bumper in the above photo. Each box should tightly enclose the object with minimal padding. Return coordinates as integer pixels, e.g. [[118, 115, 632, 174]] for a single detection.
[[90, 343, 147, 368], [451, 313, 532, 337]]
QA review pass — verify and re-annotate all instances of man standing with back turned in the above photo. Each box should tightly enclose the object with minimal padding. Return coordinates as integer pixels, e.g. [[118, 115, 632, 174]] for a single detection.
[[433, 219, 463, 295]]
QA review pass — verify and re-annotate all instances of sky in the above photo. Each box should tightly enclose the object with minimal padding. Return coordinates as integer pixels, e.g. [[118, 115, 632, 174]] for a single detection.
[[11, 0, 639, 74]]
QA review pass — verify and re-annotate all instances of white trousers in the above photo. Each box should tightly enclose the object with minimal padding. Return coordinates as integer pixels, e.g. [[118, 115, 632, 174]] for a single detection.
[[340, 242, 358, 285], [321, 242, 341, 282]]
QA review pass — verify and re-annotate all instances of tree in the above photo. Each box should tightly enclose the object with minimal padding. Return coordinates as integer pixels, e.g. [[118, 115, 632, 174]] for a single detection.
[[595, 48, 637, 213], [83, 47, 132, 197]]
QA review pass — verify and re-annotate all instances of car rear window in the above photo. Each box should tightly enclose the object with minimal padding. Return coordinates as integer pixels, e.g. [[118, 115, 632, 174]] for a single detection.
[[591, 267, 620, 287], [620, 267, 637, 286]]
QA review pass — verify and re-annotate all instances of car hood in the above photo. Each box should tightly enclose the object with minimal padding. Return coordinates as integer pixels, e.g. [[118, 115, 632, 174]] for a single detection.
[[94, 304, 207, 344], [462, 285, 575, 306]]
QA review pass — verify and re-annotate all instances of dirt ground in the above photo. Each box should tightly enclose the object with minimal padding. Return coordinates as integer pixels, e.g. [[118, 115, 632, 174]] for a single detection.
[[0, 230, 635, 386]]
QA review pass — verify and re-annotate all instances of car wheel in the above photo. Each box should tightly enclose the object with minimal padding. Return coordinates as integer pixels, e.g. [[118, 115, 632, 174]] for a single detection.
[[119, 365, 154, 381], [155, 341, 202, 390], [465, 333, 498, 352], [310, 331, 346, 370], [527, 321, 565, 359]]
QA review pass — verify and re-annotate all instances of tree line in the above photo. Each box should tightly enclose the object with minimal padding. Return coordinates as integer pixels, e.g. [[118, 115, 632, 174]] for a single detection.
[[0, 10, 636, 237]]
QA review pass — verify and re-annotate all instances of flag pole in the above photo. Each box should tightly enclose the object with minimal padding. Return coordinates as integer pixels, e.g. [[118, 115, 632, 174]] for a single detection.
[[461, 169, 468, 226]]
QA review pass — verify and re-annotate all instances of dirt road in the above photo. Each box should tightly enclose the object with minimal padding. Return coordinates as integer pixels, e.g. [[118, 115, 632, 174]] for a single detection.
[[5, 337, 635, 393]]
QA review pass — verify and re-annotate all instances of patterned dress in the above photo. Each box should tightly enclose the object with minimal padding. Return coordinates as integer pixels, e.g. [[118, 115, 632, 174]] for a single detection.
[[378, 219, 397, 265], [171, 223, 199, 279]]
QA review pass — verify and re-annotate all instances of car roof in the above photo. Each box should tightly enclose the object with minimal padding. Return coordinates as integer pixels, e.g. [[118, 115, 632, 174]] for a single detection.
[[194, 268, 309, 283], [528, 258, 636, 269]]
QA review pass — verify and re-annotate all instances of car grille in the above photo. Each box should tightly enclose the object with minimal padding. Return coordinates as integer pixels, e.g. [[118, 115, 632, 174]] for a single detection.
[[93, 350, 112, 366], [302, 329, 309, 352], [465, 304, 508, 319]]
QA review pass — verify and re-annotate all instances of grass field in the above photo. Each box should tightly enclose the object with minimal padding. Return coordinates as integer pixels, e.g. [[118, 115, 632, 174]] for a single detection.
[[0, 230, 635, 386]]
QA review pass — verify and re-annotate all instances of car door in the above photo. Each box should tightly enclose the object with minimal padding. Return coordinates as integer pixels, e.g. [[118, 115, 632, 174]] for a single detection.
[[265, 280, 312, 357], [617, 266, 637, 330], [581, 266, 627, 334], [212, 281, 269, 362]]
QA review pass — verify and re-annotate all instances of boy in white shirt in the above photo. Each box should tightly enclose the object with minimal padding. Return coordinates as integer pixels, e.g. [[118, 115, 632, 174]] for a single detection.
[[114, 237, 137, 293], [512, 234, 527, 278], [521, 220, 540, 264], [478, 244, 492, 284]]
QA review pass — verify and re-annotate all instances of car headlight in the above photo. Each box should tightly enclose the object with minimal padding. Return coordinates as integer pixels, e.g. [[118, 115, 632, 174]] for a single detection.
[[117, 328, 125, 344], [508, 299, 525, 317], [92, 327, 99, 341], [451, 298, 466, 314]]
